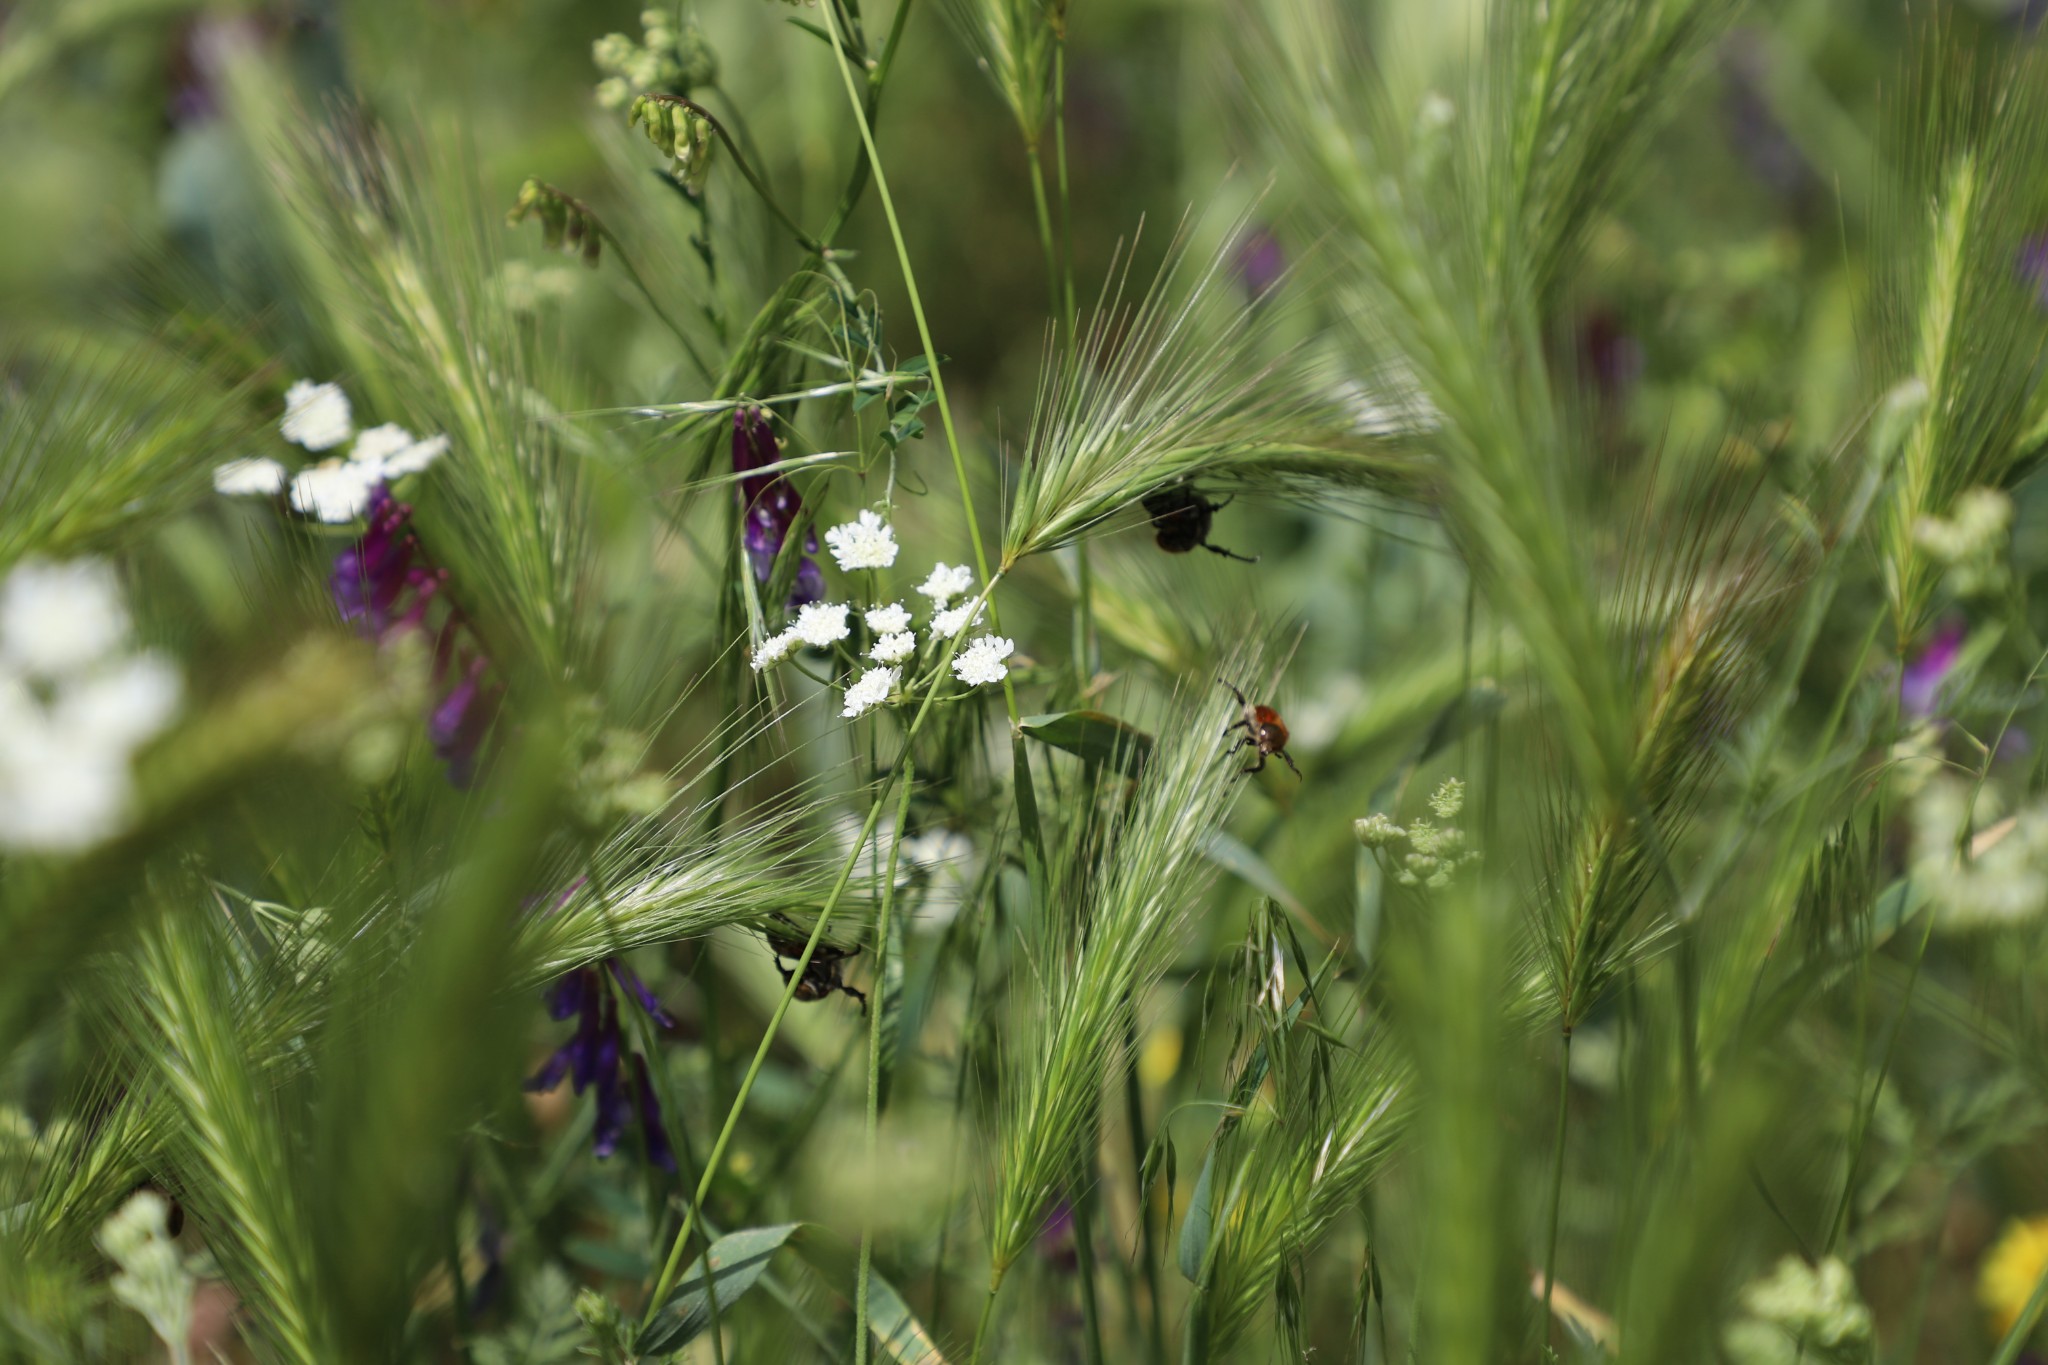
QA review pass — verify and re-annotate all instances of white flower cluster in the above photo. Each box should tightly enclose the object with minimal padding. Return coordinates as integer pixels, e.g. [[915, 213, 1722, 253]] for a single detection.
[[0, 559, 182, 853], [747, 513, 1015, 719], [96, 1190, 196, 1357], [1910, 776, 2048, 928], [1353, 777, 1479, 889], [1721, 1256, 1871, 1365], [1915, 486, 2013, 598], [213, 380, 449, 523], [824, 509, 899, 571]]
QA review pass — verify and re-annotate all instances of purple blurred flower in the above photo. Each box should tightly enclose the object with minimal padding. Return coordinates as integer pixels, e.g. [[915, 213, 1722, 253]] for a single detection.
[[1037, 1200, 1078, 1272], [1719, 31, 1814, 201], [1902, 621, 1965, 720], [328, 486, 498, 786], [429, 656, 497, 789], [1579, 310, 1645, 400], [1233, 225, 1286, 302], [526, 964, 677, 1172], [2021, 234, 2048, 308], [734, 407, 821, 610], [331, 488, 445, 640]]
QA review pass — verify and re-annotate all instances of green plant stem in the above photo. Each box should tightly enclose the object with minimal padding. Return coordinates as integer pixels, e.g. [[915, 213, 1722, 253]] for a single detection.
[[813, 0, 986, 590], [1052, 31, 1078, 339], [970, 1272, 1006, 1365], [1124, 1015, 1167, 1365], [1538, 1028, 1572, 1342], [1070, 1154, 1107, 1365], [855, 764, 917, 1365], [1990, 1263, 2048, 1365], [1026, 140, 1063, 331]]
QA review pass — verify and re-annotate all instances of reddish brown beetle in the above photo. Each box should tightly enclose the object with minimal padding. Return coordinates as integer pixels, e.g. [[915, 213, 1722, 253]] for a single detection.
[[1220, 679, 1302, 779]]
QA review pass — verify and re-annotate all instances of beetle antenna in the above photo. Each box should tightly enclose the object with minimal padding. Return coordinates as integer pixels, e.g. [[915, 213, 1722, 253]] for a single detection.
[[1200, 542, 1260, 564]]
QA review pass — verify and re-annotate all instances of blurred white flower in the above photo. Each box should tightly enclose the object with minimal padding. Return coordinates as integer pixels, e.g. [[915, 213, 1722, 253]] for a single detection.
[[870, 631, 916, 664], [792, 601, 852, 648], [952, 635, 1014, 687], [841, 665, 898, 718], [377, 433, 450, 479], [351, 424, 449, 480], [212, 457, 286, 497], [351, 423, 417, 468], [824, 510, 899, 571], [289, 461, 380, 523], [865, 602, 912, 634], [931, 599, 987, 638], [280, 379, 353, 451], [96, 1190, 194, 1357], [916, 562, 974, 606], [0, 559, 181, 854], [751, 629, 799, 672], [0, 558, 129, 677], [54, 655, 184, 750]]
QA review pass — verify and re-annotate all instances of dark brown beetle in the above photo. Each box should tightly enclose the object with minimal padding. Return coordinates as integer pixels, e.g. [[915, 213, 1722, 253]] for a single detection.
[[1142, 481, 1257, 563], [765, 932, 868, 1011]]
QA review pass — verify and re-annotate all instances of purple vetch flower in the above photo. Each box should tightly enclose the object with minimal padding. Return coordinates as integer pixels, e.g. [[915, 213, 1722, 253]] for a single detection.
[[1902, 621, 1965, 720], [328, 485, 501, 786], [734, 407, 821, 610], [1037, 1200, 1079, 1273], [1233, 225, 1286, 302], [2021, 234, 2048, 308], [526, 963, 678, 1172], [1578, 309, 1645, 400], [330, 487, 446, 639], [429, 655, 498, 789]]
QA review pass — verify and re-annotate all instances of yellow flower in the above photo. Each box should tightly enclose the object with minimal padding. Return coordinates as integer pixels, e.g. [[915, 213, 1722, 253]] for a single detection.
[[1979, 1214, 2048, 1337]]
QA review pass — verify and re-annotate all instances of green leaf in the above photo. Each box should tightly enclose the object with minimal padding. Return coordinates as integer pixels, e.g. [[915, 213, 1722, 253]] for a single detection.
[[637, 1223, 799, 1355], [1203, 831, 1305, 919], [1177, 1141, 1221, 1283], [1017, 710, 1154, 778], [790, 1230, 950, 1365], [636, 1224, 948, 1363]]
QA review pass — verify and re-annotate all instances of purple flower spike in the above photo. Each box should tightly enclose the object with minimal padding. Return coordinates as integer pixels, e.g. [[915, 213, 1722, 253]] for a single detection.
[[528, 958, 682, 1170], [546, 967, 594, 1021], [607, 960, 677, 1029], [2022, 234, 2048, 308], [1234, 225, 1286, 302], [631, 1054, 678, 1173], [733, 407, 820, 610], [1902, 621, 1965, 720], [430, 657, 497, 788]]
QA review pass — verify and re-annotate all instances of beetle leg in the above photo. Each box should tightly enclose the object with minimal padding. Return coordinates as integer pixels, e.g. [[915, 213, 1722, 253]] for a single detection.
[[1279, 749, 1304, 780], [1200, 541, 1260, 564], [1218, 678, 1249, 711], [842, 982, 869, 1013], [1224, 717, 1250, 737], [1240, 750, 1267, 776]]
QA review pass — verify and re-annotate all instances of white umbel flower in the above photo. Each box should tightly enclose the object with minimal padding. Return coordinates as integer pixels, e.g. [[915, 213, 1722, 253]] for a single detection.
[[823, 510, 899, 571], [378, 433, 450, 479], [916, 562, 974, 605], [212, 457, 287, 496], [351, 424, 450, 479], [952, 635, 1014, 687], [0, 558, 130, 677], [751, 629, 800, 672], [864, 602, 912, 634], [289, 461, 380, 523], [350, 423, 416, 468], [280, 379, 353, 451], [841, 665, 898, 718], [869, 631, 916, 664], [931, 599, 987, 638], [791, 601, 852, 648]]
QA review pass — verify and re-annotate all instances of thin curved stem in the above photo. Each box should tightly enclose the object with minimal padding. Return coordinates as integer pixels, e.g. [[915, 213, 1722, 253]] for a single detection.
[[854, 764, 916, 1364], [1537, 1028, 1572, 1343]]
